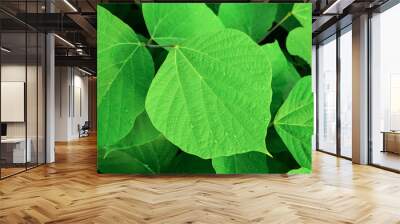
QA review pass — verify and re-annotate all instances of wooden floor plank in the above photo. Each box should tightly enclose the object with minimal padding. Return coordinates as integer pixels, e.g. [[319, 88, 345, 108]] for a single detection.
[[0, 135, 400, 223]]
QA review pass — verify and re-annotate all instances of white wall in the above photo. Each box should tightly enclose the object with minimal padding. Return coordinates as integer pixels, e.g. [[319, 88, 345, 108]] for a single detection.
[[55, 67, 89, 141]]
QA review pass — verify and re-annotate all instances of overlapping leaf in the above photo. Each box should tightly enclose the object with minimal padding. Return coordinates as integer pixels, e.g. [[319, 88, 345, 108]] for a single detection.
[[97, 6, 154, 148], [262, 40, 300, 115], [107, 112, 160, 154], [286, 4, 312, 65], [274, 76, 313, 169], [212, 152, 268, 174], [218, 3, 277, 42], [142, 3, 224, 46], [287, 167, 311, 174], [104, 136, 178, 174], [145, 29, 272, 159], [167, 152, 215, 174], [287, 26, 312, 65], [291, 4, 312, 28]]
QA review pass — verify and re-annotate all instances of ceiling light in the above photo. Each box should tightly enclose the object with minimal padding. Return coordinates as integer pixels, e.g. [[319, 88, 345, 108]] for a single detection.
[[63, 0, 78, 12], [54, 34, 75, 48], [322, 0, 354, 15], [78, 67, 93, 76], [1, 47, 11, 53]]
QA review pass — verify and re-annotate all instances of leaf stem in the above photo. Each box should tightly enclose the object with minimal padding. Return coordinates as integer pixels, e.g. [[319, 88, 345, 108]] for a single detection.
[[260, 12, 292, 43], [145, 43, 176, 49]]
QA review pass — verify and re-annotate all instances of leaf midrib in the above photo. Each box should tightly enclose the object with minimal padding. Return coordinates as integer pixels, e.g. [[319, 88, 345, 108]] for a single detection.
[[175, 48, 263, 146]]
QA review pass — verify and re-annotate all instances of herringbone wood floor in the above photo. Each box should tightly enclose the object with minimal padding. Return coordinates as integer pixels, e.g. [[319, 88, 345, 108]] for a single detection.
[[1, 135, 400, 224]]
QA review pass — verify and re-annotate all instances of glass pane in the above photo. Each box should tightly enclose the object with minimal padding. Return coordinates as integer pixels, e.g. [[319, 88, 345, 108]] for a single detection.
[[318, 36, 337, 154], [1, 30, 27, 177], [27, 31, 38, 169], [38, 32, 45, 165], [371, 5, 400, 171], [340, 28, 352, 158]]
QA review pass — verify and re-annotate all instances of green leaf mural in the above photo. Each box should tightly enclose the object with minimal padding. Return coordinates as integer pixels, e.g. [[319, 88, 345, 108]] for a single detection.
[[218, 3, 277, 42], [97, 6, 154, 149], [142, 3, 224, 46], [97, 3, 313, 174], [274, 76, 313, 169], [145, 29, 272, 159]]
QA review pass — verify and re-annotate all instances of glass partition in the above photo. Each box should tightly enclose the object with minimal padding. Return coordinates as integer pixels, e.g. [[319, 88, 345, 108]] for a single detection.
[[1, 30, 28, 177], [0, 1, 46, 179]]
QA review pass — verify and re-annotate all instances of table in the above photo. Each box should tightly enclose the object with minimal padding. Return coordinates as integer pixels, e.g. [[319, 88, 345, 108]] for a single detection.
[[1, 138, 31, 163], [381, 131, 400, 154]]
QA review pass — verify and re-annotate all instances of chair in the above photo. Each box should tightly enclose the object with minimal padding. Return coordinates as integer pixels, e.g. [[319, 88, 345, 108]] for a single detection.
[[79, 121, 90, 138]]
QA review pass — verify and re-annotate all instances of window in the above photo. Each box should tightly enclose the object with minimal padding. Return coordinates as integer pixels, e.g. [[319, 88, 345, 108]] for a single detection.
[[339, 27, 352, 158], [317, 35, 337, 154], [371, 3, 400, 171]]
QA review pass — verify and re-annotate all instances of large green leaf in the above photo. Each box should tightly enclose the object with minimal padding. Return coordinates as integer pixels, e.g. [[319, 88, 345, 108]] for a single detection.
[[286, 26, 312, 65], [145, 29, 272, 159], [212, 152, 268, 174], [262, 40, 300, 115], [274, 76, 313, 169], [104, 136, 178, 174], [97, 6, 154, 148], [167, 152, 215, 174], [218, 3, 277, 42], [142, 3, 224, 46], [291, 4, 312, 28], [108, 112, 161, 153]]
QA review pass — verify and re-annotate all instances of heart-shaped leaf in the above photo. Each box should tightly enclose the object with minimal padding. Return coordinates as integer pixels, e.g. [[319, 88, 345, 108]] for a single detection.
[[212, 152, 268, 174], [97, 6, 154, 148], [145, 29, 272, 159], [142, 3, 224, 46], [274, 76, 313, 169], [218, 3, 277, 42], [104, 136, 178, 174], [262, 40, 300, 115], [286, 26, 312, 65]]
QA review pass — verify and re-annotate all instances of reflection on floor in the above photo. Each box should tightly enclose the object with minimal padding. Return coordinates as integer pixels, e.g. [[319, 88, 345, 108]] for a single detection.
[[373, 150, 400, 170], [0, 163, 42, 178], [0, 135, 400, 223]]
